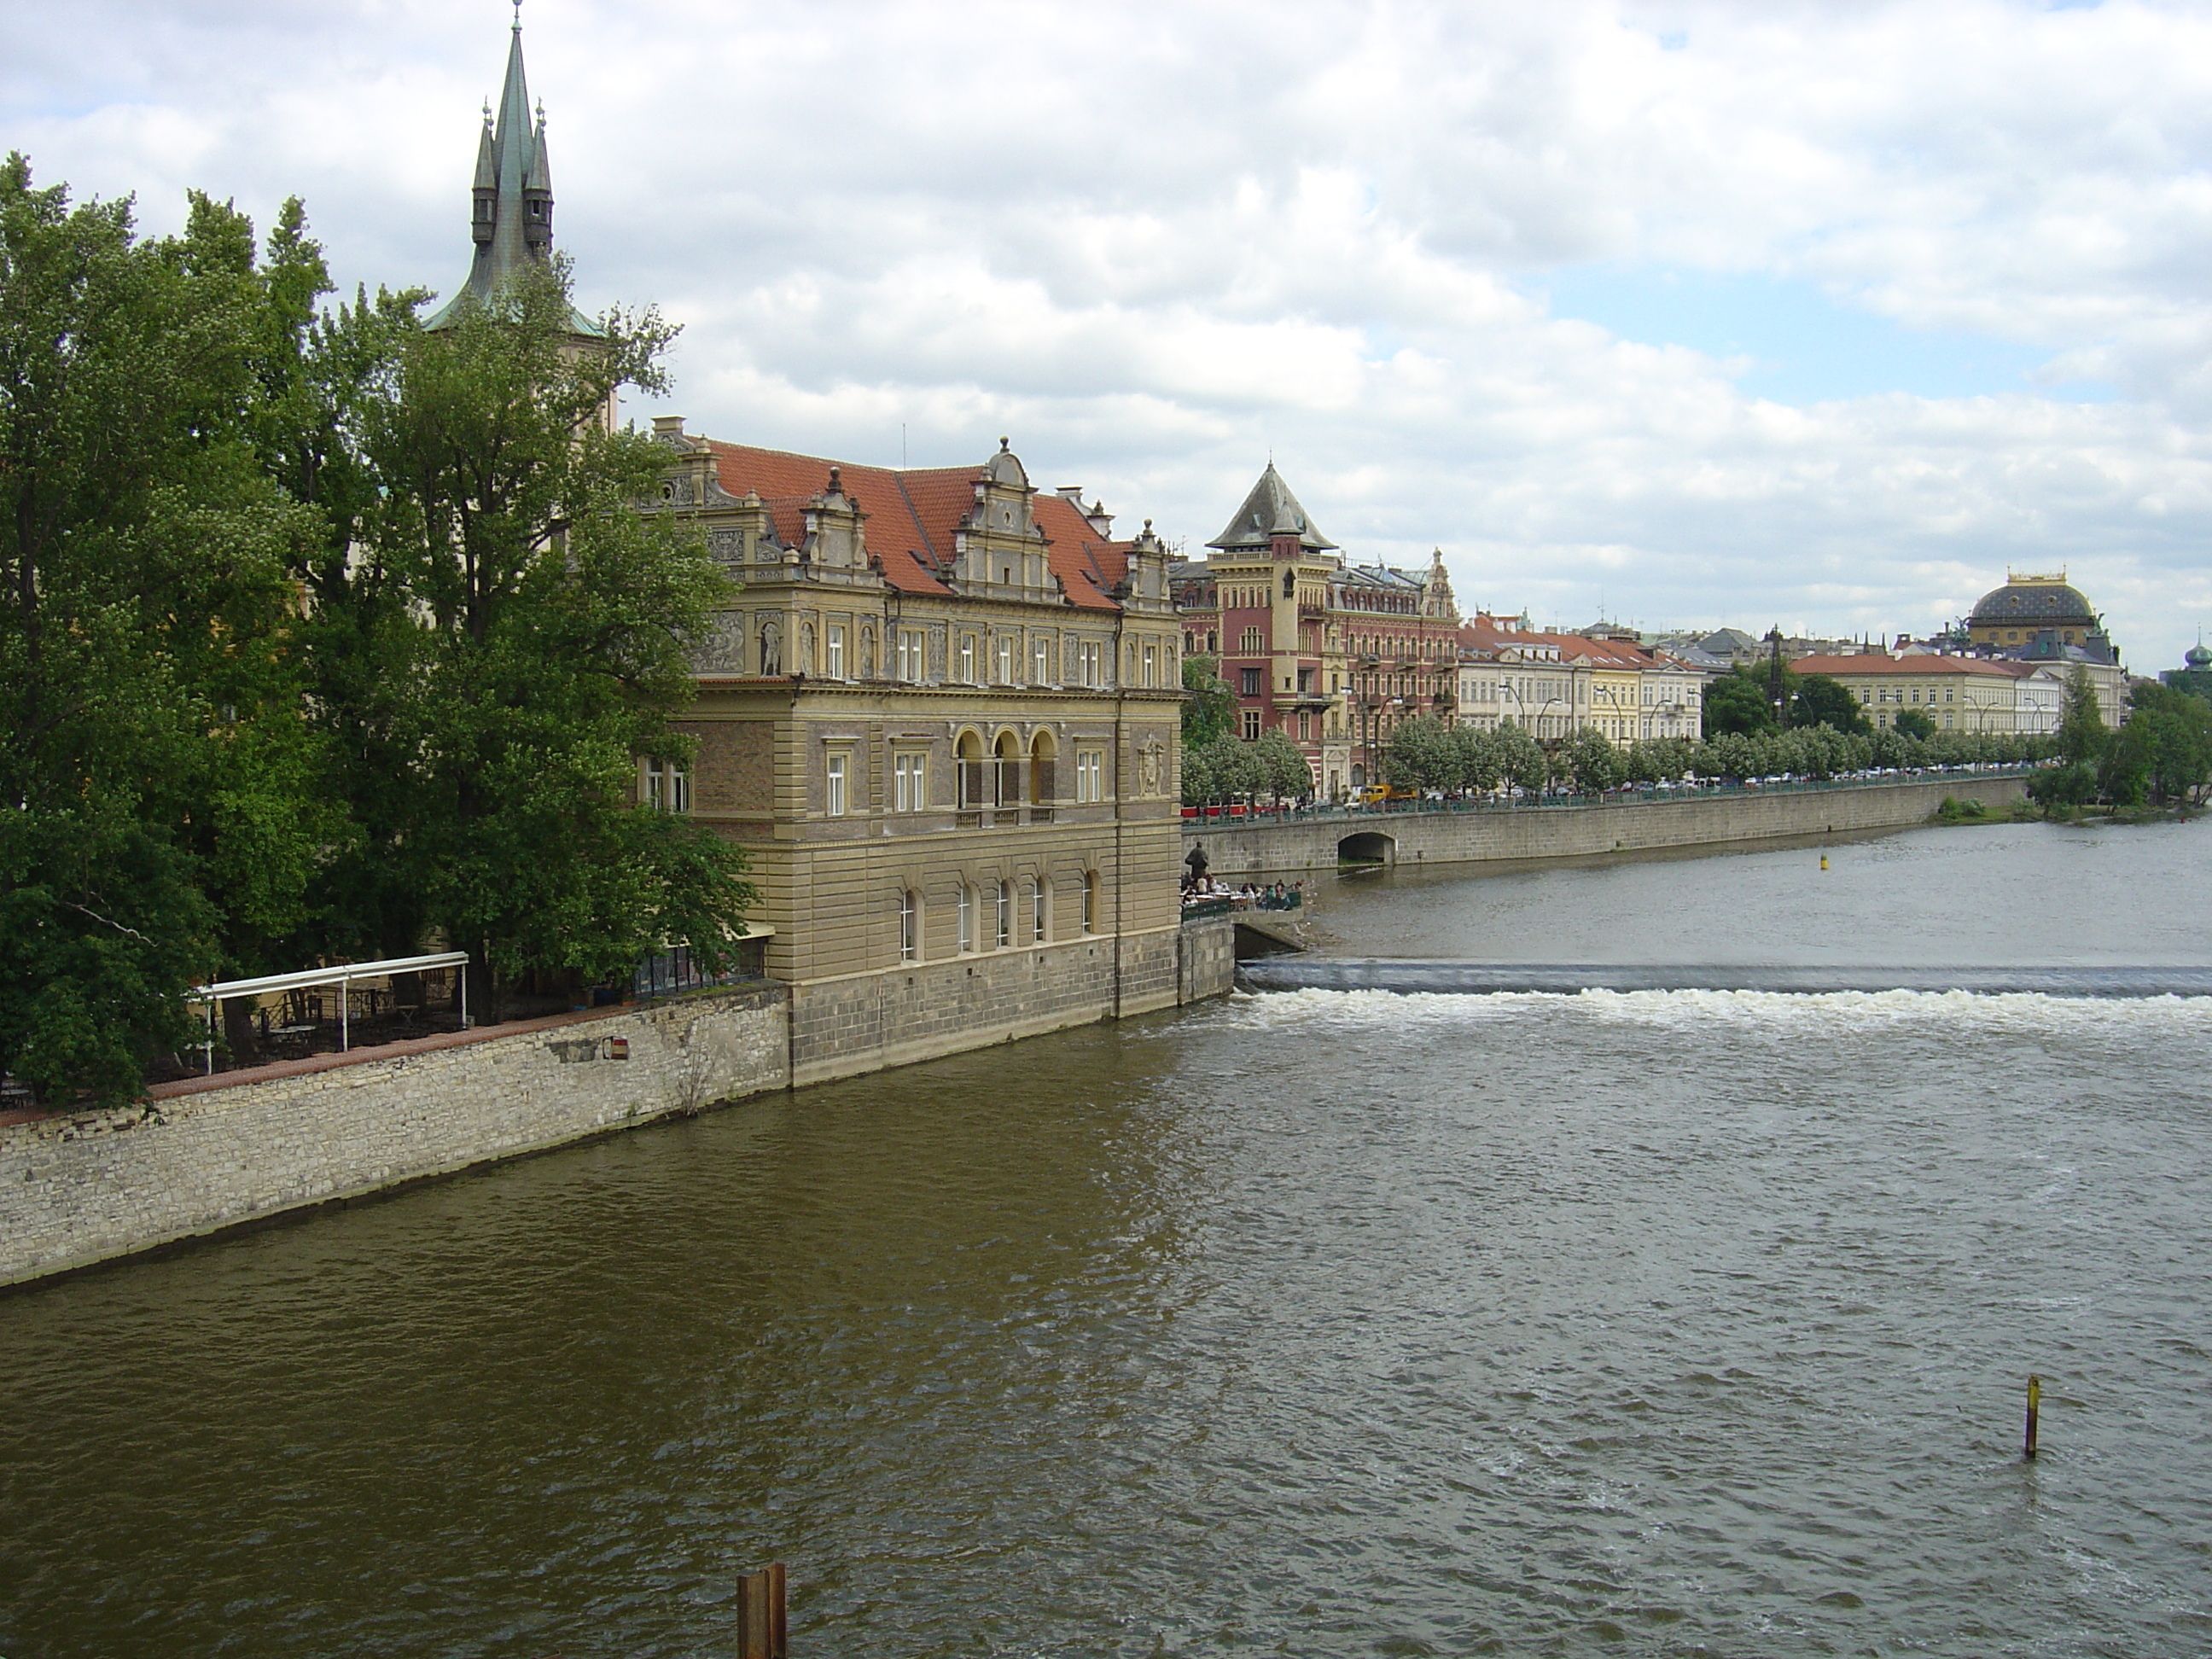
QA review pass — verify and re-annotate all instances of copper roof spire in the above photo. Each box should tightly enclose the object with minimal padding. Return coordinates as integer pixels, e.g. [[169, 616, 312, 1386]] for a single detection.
[[428, 9, 601, 334]]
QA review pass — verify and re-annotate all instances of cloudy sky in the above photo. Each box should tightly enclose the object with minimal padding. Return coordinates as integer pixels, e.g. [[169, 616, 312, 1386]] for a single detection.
[[9, 0, 2212, 667]]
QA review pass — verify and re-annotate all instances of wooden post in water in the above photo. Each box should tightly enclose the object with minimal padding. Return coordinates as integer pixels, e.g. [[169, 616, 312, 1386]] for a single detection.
[[736, 1561, 788, 1658], [2024, 1374, 2040, 1460]]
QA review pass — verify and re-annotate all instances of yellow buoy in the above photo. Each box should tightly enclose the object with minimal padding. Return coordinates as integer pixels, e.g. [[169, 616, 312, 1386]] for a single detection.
[[1819, 854, 1829, 870]]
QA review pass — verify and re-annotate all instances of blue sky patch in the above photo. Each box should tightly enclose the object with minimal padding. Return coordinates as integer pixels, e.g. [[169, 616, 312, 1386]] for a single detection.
[[1535, 267, 2116, 405]]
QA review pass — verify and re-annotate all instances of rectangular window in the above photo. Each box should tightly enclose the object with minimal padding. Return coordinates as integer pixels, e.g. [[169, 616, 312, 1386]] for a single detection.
[[1033, 637, 1051, 684], [1082, 871, 1097, 935], [1076, 749, 1103, 802], [1298, 710, 1312, 742], [1242, 709, 1261, 742], [1240, 626, 1264, 654], [825, 754, 847, 817], [1031, 881, 1046, 944], [1079, 641, 1103, 687], [643, 759, 690, 813], [994, 881, 1010, 949], [1241, 667, 1262, 696], [896, 630, 924, 682], [958, 885, 974, 953], [1143, 643, 1157, 687], [826, 624, 846, 678], [899, 890, 918, 963], [960, 634, 977, 683], [996, 635, 1013, 684], [894, 752, 927, 812]]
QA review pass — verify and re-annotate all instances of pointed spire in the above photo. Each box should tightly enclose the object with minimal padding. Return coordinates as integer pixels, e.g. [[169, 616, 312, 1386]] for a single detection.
[[428, 9, 600, 334], [1207, 461, 1337, 553]]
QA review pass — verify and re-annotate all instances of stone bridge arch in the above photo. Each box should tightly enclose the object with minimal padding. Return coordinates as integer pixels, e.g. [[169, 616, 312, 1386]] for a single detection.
[[1337, 830, 1396, 865]]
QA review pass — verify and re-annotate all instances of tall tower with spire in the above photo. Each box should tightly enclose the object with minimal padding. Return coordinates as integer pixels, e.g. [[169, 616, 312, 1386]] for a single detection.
[[428, 9, 600, 336]]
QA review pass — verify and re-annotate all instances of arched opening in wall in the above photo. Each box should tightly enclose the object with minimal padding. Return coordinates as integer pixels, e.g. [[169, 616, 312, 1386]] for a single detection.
[[1338, 831, 1396, 866], [1028, 731, 1058, 815], [994, 731, 1022, 808], [956, 731, 987, 809]]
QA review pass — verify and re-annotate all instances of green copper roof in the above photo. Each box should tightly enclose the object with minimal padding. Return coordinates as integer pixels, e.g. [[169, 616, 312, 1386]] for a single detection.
[[426, 17, 602, 336]]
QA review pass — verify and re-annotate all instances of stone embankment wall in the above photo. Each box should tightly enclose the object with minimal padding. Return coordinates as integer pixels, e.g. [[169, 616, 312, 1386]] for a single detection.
[[1188, 774, 2028, 876], [1, 917, 1238, 1289]]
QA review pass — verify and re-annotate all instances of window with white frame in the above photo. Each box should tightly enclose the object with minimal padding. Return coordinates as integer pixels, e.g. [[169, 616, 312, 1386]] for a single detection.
[[899, 889, 919, 962], [957, 884, 974, 953], [994, 880, 1011, 949], [995, 635, 1013, 684], [960, 634, 978, 683], [1033, 637, 1051, 684], [826, 624, 846, 678], [897, 630, 924, 682], [894, 752, 927, 812], [1082, 870, 1098, 934], [1078, 640, 1102, 687], [643, 759, 690, 813], [1143, 643, 1157, 687], [1075, 749, 1103, 802], [1031, 879, 1047, 943], [1240, 626, 1263, 653], [1241, 709, 1260, 742], [825, 753, 848, 817]]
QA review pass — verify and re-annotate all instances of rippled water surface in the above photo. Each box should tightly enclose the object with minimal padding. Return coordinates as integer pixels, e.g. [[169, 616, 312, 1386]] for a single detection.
[[3, 824, 2209, 1657]]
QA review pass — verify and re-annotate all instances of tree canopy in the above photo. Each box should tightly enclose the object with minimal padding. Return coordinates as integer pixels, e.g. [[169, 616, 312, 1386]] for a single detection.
[[0, 157, 754, 1103]]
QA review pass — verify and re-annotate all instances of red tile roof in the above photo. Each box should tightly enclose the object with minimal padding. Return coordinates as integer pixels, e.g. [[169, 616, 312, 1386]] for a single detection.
[[703, 441, 1130, 610]]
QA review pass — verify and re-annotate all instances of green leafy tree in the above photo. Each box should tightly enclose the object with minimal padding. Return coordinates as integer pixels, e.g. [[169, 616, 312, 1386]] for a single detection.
[[1792, 673, 1871, 735], [2030, 665, 2110, 814], [1703, 665, 1783, 737], [313, 258, 755, 1014], [2128, 683, 2212, 806], [1382, 713, 1454, 792], [1892, 707, 1936, 742], [1564, 727, 1621, 794], [1180, 653, 1235, 750], [0, 158, 335, 1102], [1447, 724, 1503, 795], [1493, 722, 1547, 797], [1251, 729, 1314, 802]]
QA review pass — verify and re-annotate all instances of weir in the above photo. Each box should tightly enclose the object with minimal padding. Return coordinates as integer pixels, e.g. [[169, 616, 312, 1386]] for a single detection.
[[1238, 960, 2212, 998]]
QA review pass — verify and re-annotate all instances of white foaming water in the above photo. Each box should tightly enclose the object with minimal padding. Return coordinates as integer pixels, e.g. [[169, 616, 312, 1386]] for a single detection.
[[1225, 982, 2212, 1038]]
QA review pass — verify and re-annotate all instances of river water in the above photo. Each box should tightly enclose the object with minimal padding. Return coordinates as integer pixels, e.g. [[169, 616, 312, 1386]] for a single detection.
[[3, 822, 2209, 1657]]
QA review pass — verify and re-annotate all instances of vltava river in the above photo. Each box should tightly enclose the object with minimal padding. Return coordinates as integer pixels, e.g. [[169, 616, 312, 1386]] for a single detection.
[[3, 821, 2209, 1656]]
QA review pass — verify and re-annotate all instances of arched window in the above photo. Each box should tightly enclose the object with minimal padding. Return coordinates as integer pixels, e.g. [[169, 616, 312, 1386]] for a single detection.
[[994, 881, 1011, 949], [899, 890, 919, 963], [758, 618, 782, 676], [1082, 870, 1099, 936], [798, 622, 816, 675], [860, 626, 876, 678], [1028, 731, 1057, 807], [1283, 569, 1295, 598], [994, 731, 1022, 807], [957, 731, 987, 809]]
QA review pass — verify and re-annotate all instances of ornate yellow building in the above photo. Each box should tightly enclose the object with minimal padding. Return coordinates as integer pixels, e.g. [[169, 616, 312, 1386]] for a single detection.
[[652, 424, 1190, 1085]]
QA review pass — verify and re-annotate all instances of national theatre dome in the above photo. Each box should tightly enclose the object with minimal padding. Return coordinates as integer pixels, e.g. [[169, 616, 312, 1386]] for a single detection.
[[1966, 572, 2099, 647]]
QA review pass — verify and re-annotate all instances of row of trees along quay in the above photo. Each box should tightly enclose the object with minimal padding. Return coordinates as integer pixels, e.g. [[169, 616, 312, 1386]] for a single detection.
[[1179, 651, 2063, 811], [0, 157, 755, 1108]]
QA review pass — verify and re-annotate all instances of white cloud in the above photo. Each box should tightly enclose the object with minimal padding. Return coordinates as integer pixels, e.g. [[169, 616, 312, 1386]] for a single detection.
[[8, 0, 2212, 667]]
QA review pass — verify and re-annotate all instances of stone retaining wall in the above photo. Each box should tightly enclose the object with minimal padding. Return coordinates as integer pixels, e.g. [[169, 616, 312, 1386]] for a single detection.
[[2, 918, 1241, 1289], [1186, 774, 2029, 876], [0, 988, 789, 1289]]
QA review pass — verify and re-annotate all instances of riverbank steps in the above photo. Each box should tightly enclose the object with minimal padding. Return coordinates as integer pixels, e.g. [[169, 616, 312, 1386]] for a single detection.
[[1, 915, 1238, 1289], [1187, 772, 2027, 875]]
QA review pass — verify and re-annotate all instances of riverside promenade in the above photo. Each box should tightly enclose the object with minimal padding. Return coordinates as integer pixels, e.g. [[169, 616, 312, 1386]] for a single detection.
[[1184, 770, 2029, 876]]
